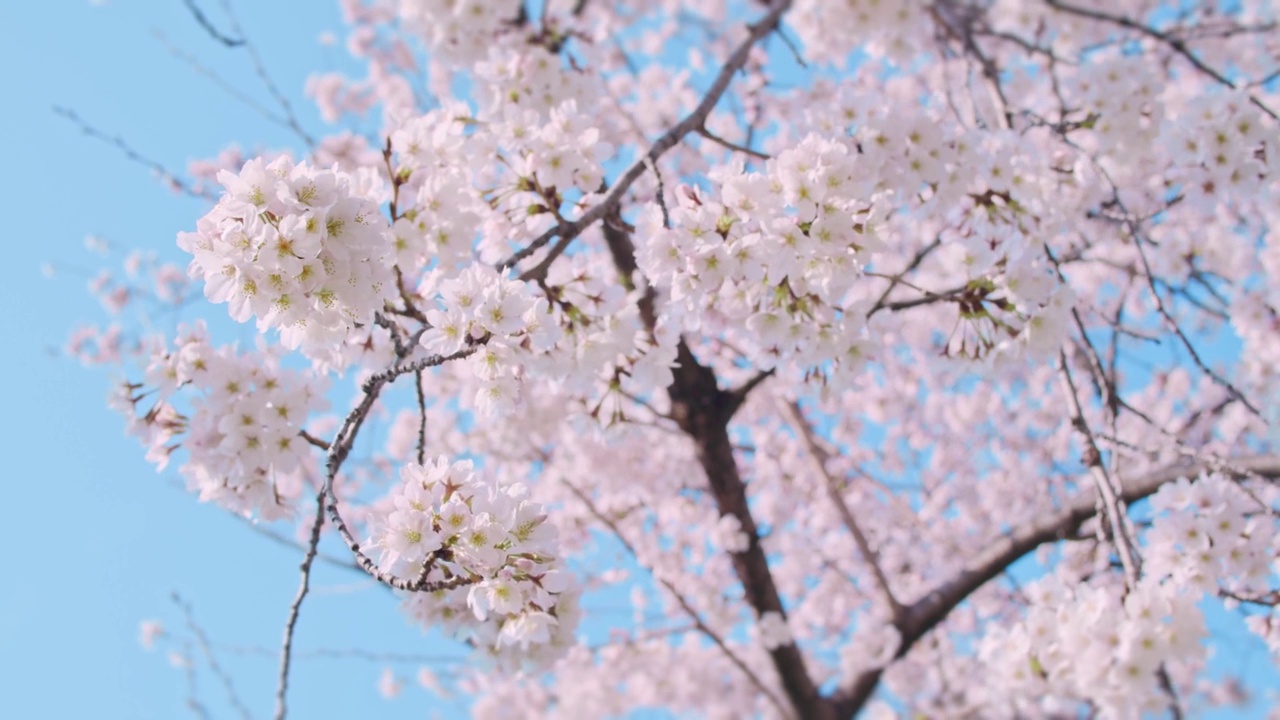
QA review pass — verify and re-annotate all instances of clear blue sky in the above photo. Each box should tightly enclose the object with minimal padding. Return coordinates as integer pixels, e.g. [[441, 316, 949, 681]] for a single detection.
[[2, 2, 1276, 718], [2, 2, 475, 717]]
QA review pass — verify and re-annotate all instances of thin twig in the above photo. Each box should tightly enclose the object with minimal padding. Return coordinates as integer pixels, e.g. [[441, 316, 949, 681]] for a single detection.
[[273, 491, 326, 720], [1128, 224, 1262, 417], [181, 640, 211, 720], [784, 402, 905, 623], [1057, 353, 1142, 586], [1056, 129, 1263, 417], [1044, 0, 1278, 120], [321, 347, 482, 592], [299, 430, 330, 450], [151, 30, 287, 126], [414, 369, 427, 466], [495, 0, 794, 272], [698, 126, 771, 159], [227, 509, 361, 575], [868, 236, 943, 316], [215, 0, 317, 149], [53, 106, 214, 200], [172, 594, 254, 720], [182, 0, 244, 46]]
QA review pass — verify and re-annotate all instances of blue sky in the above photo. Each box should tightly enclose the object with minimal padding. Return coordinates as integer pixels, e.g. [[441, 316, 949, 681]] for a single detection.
[[3, 1, 1277, 718], [1, 2, 470, 717]]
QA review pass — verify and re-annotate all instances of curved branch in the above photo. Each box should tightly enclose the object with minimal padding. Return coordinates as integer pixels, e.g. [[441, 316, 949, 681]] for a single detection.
[[1044, 0, 1278, 121], [830, 454, 1280, 717], [320, 347, 480, 593], [182, 0, 244, 47]]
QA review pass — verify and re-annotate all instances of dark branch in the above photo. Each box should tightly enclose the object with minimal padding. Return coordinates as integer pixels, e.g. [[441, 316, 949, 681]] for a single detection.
[[182, 0, 244, 47], [830, 454, 1280, 717], [274, 492, 325, 720]]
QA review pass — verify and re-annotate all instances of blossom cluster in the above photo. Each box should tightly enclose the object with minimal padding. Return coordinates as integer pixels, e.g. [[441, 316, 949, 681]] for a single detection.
[[1160, 91, 1271, 214], [806, 89, 1081, 361], [419, 265, 561, 414], [980, 472, 1280, 716], [1232, 295, 1280, 418], [637, 134, 885, 385], [1145, 473, 1276, 595], [384, 99, 624, 412], [1065, 56, 1164, 162], [373, 458, 578, 667], [397, 0, 523, 66], [474, 46, 595, 116], [389, 100, 609, 273], [979, 578, 1207, 718], [790, 0, 927, 65], [116, 322, 329, 520], [177, 156, 396, 364]]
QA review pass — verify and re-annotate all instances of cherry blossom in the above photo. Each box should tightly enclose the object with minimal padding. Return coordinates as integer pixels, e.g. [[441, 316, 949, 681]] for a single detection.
[[64, 0, 1280, 717]]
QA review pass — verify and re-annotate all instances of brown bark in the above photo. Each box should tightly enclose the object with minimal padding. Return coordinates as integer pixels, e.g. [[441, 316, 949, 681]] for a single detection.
[[667, 343, 832, 720]]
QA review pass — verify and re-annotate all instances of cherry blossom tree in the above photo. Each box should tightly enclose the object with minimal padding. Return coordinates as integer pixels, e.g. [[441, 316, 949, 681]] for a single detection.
[[68, 0, 1280, 717]]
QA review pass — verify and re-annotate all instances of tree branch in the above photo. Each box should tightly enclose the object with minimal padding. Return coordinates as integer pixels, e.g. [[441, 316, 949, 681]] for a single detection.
[[273, 490, 325, 720], [697, 126, 771, 159], [320, 347, 481, 593], [784, 401, 906, 623], [830, 454, 1280, 717], [496, 0, 793, 272], [666, 340, 830, 719], [1057, 353, 1142, 585], [561, 480, 792, 718], [214, 0, 316, 149], [1044, 0, 1278, 120], [54, 106, 215, 200], [181, 0, 244, 47], [172, 593, 254, 720], [414, 369, 427, 466]]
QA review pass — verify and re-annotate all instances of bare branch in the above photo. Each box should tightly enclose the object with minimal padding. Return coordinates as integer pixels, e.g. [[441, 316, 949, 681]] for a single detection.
[[214, 0, 317, 149], [414, 369, 427, 466], [298, 430, 330, 451], [320, 346, 483, 593], [1057, 353, 1142, 585], [181, 640, 212, 720], [226, 508, 362, 576], [182, 0, 244, 47], [273, 490, 325, 720], [697, 126, 771, 159], [53, 106, 215, 200], [172, 593, 254, 720], [868, 236, 943, 316], [1128, 223, 1263, 417], [151, 30, 289, 127]]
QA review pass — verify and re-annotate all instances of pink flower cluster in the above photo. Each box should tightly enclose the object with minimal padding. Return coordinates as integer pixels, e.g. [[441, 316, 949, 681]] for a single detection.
[[178, 157, 396, 365], [120, 322, 330, 520], [374, 458, 579, 666]]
